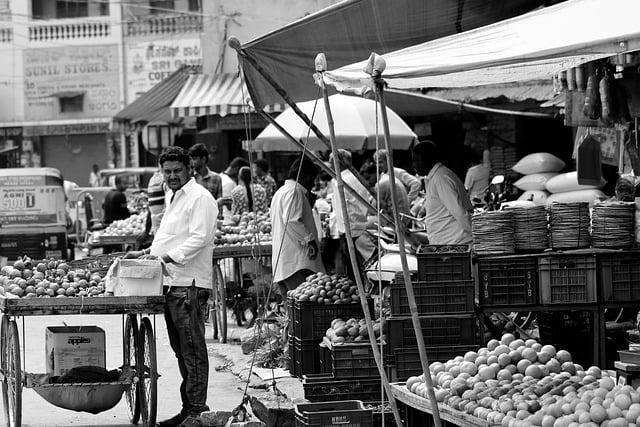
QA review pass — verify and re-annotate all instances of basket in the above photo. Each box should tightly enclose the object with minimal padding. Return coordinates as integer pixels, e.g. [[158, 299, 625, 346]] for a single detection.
[[477, 255, 539, 306], [599, 251, 640, 302], [415, 245, 472, 282], [32, 382, 126, 414], [390, 277, 474, 315], [292, 299, 371, 341], [386, 314, 479, 350], [539, 254, 596, 304], [292, 337, 328, 379], [295, 400, 373, 426], [303, 374, 384, 403], [331, 343, 380, 378], [67, 252, 125, 275]]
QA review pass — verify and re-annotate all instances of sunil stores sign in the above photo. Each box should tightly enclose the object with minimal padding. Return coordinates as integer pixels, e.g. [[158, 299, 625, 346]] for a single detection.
[[23, 45, 121, 120], [126, 38, 202, 103]]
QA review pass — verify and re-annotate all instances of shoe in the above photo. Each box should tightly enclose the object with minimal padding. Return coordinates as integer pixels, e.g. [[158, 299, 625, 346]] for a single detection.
[[157, 412, 187, 427], [177, 416, 203, 427]]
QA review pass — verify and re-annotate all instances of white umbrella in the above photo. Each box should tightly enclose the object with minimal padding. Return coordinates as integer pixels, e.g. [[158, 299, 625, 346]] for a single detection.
[[255, 94, 416, 152]]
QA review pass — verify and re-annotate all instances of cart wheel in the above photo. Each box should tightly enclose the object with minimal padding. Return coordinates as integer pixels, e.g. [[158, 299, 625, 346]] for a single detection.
[[213, 263, 227, 343], [1, 315, 8, 427], [138, 317, 157, 427], [2, 321, 21, 427], [124, 314, 140, 425]]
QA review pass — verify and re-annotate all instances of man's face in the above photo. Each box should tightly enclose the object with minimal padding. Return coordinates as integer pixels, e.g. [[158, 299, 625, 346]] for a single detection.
[[190, 156, 206, 172], [162, 160, 190, 191], [375, 155, 388, 174], [252, 164, 265, 177], [412, 150, 428, 176]]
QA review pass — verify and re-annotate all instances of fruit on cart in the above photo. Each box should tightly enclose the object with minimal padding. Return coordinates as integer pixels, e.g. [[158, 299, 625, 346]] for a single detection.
[[0, 257, 106, 298], [286, 272, 362, 304], [102, 212, 147, 237], [405, 334, 640, 426], [214, 211, 272, 246], [324, 317, 385, 344]]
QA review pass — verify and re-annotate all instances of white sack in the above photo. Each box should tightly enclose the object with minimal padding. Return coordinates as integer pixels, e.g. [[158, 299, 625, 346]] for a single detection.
[[514, 173, 558, 191], [512, 153, 566, 175], [546, 189, 606, 206], [545, 171, 606, 194], [518, 190, 550, 206]]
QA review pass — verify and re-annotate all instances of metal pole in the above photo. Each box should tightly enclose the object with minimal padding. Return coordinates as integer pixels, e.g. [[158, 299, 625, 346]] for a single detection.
[[369, 63, 442, 426], [315, 53, 403, 427]]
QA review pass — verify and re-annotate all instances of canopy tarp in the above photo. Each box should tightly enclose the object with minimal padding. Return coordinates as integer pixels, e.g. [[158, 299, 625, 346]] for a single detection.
[[238, 0, 550, 109], [322, 0, 640, 92]]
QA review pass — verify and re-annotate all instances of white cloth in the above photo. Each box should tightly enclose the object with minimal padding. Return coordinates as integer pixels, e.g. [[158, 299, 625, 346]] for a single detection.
[[382, 167, 421, 202], [89, 172, 101, 187], [329, 170, 373, 239], [424, 162, 473, 245], [270, 180, 325, 283], [464, 164, 491, 201], [220, 172, 235, 197], [150, 178, 218, 288]]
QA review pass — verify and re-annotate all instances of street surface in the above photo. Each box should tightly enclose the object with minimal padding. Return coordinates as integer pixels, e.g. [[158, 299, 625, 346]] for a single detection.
[[0, 314, 246, 426]]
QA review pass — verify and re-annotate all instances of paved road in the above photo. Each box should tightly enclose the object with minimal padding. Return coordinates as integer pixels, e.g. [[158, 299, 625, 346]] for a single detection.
[[0, 314, 245, 426]]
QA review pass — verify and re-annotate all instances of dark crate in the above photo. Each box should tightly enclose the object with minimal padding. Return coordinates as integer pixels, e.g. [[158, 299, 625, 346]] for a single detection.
[[288, 333, 295, 377], [293, 338, 324, 379], [295, 400, 373, 427], [302, 374, 384, 403], [539, 255, 597, 304], [390, 279, 474, 315], [292, 300, 371, 341], [477, 255, 538, 306], [331, 343, 380, 378], [599, 252, 640, 302], [388, 345, 480, 382], [386, 315, 479, 350], [537, 311, 595, 368], [416, 244, 472, 282]]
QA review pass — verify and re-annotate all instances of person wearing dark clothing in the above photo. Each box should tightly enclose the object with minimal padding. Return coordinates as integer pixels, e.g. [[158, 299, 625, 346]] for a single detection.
[[103, 176, 130, 224]]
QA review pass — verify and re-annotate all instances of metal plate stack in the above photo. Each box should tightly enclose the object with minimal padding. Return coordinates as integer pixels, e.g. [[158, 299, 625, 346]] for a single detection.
[[505, 206, 548, 252], [591, 202, 635, 248], [548, 202, 590, 249], [472, 210, 515, 255]]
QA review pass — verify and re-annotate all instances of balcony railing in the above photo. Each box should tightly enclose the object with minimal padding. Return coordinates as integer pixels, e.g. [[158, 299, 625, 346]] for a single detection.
[[0, 26, 11, 43], [28, 20, 111, 42], [126, 14, 202, 37]]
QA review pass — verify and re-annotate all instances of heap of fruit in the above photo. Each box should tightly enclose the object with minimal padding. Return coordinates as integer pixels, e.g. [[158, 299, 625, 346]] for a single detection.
[[214, 212, 271, 246], [0, 257, 106, 298], [405, 333, 640, 426], [324, 317, 384, 344], [102, 212, 147, 237], [287, 272, 362, 305], [127, 191, 148, 214]]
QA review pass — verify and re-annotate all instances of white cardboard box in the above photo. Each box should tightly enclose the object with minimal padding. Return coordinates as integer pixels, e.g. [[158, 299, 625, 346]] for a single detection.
[[114, 259, 163, 296], [45, 326, 106, 376]]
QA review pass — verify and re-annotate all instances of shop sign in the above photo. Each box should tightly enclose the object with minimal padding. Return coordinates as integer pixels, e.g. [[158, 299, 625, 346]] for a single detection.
[[23, 45, 121, 121], [0, 185, 64, 226], [203, 114, 267, 131], [126, 38, 202, 103], [23, 122, 111, 137]]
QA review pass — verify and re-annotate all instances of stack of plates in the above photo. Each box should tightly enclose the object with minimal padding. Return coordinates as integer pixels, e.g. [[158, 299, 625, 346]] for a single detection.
[[591, 202, 635, 248], [506, 206, 548, 252], [548, 202, 590, 249], [472, 211, 515, 255]]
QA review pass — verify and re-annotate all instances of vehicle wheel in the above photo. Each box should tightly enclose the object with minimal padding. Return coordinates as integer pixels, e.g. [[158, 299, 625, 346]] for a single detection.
[[1, 315, 9, 427], [213, 263, 227, 343], [3, 321, 21, 427], [138, 317, 157, 427], [123, 314, 140, 424]]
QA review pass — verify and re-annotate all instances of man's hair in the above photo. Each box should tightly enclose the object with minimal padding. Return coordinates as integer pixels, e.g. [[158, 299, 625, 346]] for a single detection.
[[329, 149, 352, 169], [254, 158, 269, 173], [229, 156, 249, 169], [412, 140, 441, 161], [188, 143, 209, 160], [115, 176, 126, 186], [159, 146, 190, 169], [287, 158, 318, 180], [373, 149, 388, 162]]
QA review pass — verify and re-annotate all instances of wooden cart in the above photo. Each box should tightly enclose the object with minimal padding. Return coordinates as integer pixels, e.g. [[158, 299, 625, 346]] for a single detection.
[[0, 295, 165, 427], [211, 244, 272, 343]]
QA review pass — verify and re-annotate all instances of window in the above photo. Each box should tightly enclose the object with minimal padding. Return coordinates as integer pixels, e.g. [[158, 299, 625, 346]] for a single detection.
[[150, 0, 174, 15], [55, 0, 88, 18], [59, 95, 84, 113], [188, 0, 200, 12], [32, 0, 108, 19]]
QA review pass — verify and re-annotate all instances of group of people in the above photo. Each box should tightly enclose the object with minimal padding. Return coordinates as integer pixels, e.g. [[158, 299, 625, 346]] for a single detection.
[[118, 139, 474, 427]]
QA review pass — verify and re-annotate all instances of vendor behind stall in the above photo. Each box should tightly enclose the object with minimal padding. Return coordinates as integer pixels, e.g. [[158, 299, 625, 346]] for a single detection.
[[103, 176, 130, 225], [412, 140, 472, 245]]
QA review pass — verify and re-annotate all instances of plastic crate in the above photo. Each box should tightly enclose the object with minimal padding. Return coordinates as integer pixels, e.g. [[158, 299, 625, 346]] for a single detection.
[[302, 374, 384, 403], [599, 252, 640, 302], [477, 255, 538, 306], [537, 311, 595, 367], [293, 338, 324, 379], [416, 244, 472, 282], [331, 343, 380, 378], [388, 345, 480, 382], [539, 255, 597, 304], [292, 300, 371, 341], [295, 400, 373, 426], [386, 315, 479, 350], [389, 279, 474, 315]]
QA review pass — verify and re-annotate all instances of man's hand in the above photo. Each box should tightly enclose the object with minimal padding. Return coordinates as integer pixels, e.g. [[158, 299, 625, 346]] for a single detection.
[[307, 240, 319, 260], [124, 250, 144, 259]]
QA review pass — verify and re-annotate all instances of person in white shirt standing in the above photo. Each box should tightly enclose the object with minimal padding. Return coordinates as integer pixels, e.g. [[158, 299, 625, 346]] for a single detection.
[[271, 158, 325, 306], [374, 149, 422, 203], [126, 146, 218, 427], [412, 140, 473, 245]]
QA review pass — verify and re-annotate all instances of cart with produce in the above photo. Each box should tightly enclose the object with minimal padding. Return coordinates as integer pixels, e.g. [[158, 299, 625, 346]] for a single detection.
[[0, 255, 164, 427]]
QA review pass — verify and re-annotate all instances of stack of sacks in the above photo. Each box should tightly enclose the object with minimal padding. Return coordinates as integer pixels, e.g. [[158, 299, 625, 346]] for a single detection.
[[513, 153, 566, 206], [544, 171, 606, 205]]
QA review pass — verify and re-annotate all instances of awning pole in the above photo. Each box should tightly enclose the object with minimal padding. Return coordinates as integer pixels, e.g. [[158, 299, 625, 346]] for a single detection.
[[368, 54, 442, 427], [316, 53, 403, 427], [254, 109, 393, 225]]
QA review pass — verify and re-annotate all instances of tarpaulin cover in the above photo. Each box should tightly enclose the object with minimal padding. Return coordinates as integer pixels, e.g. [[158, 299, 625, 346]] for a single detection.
[[239, 0, 549, 108], [323, 0, 640, 92]]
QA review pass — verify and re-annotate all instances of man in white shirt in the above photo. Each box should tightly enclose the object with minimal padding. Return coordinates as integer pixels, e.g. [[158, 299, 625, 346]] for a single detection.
[[374, 149, 422, 203], [412, 141, 473, 245], [464, 151, 491, 203], [126, 146, 218, 427], [271, 158, 325, 303], [88, 164, 101, 187]]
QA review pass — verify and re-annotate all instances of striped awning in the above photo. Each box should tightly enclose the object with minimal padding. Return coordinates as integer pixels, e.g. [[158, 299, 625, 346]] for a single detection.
[[170, 73, 285, 119]]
